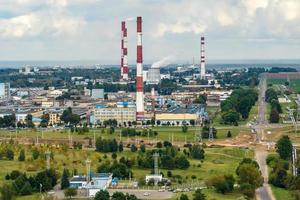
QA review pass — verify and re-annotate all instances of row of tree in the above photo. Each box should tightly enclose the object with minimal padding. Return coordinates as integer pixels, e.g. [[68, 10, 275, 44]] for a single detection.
[[2, 169, 58, 197], [267, 135, 300, 197], [265, 88, 282, 123], [221, 88, 258, 124]]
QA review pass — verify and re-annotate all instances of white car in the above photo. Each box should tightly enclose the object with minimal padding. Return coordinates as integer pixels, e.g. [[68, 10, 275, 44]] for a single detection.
[[143, 192, 151, 196]]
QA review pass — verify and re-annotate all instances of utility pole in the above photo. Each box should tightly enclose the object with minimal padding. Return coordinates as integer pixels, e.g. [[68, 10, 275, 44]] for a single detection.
[[45, 150, 51, 170], [86, 159, 91, 183], [292, 146, 298, 177], [209, 125, 214, 142]]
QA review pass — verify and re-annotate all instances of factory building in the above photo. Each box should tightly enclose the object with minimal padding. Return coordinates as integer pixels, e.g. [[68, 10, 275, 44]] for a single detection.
[[91, 89, 104, 99], [155, 113, 199, 125], [0, 83, 10, 99], [93, 103, 136, 125], [86, 173, 113, 197]]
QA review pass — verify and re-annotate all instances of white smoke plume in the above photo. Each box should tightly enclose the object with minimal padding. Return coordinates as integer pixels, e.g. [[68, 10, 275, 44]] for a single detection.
[[151, 56, 175, 69], [125, 17, 135, 21]]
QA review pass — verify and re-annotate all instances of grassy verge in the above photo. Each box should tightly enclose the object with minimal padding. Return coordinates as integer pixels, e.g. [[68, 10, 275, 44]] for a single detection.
[[270, 185, 294, 200]]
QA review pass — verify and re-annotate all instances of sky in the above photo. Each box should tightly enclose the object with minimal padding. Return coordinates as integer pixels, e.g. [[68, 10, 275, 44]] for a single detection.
[[0, 0, 300, 64]]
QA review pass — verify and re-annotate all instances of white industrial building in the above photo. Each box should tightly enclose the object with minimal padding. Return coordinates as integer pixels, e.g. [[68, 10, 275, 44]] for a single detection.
[[91, 89, 104, 99], [0, 83, 10, 99]]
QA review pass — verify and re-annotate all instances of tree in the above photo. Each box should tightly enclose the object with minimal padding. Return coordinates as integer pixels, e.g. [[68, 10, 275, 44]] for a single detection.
[[112, 153, 117, 160], [140, 144, 146, 153], [94, 190, 109, 200], [111, 192, 126, 200], [182, 125, 188, 133], [193, 94, 207, 104], [208, 174, 235, 194], [180, 194, 189, 200], [61, 169, 70, 189], [237, 163, 263, 195], [276, 135, 293, 160], [18, 149, 25, 161], [26, 114, 35, 128], [270, 108, 280, 123], [6, 149, 14, 160], [64, 188, 77, 199], [193, 189, 206, 200], [130, 144, 137, 152], [125, 193, 139, 200], [227, 131, 232, 138], [189, 144, 205, 160], [0, 184, 14, 200], [118, 142, 123, 152], [32, 149, 40, 160], [175, 155, 190, 169]]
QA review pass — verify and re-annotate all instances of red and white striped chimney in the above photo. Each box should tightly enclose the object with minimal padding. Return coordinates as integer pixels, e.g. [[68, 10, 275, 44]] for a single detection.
[[200, 36, 206, 79], [136, 16, 144, 119], [122, 23, 129, 80], [120, 21, 125, 80]]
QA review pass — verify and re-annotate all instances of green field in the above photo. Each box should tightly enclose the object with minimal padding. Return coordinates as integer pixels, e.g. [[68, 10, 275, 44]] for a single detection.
[[0, 126, 245, 144], [0, 142, 253, 200], [267, 78, 300, 93], [271, 185, 294, 200]]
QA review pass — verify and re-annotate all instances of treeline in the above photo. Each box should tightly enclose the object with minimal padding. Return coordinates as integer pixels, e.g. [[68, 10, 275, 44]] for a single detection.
[[121, 128, 158, 137], [267, 136, 300, 198], [137, 142, 204, 170], [217, 68, 265, 87], [265, 88, 282, 123], [221, 88, 258, 124], [3, 169, 58, 196], [0, 115, 16, 128], [95, 138, 121, 153], [268, 67, 297, 73]]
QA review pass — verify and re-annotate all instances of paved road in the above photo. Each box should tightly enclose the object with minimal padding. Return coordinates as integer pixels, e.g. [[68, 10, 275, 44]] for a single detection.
[[255, 76, 275, 200]]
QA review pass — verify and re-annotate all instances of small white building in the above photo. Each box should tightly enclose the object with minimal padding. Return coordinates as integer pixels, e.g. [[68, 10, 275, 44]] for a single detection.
[[145, 174, 163, 184], [86, 173, 113, 197]]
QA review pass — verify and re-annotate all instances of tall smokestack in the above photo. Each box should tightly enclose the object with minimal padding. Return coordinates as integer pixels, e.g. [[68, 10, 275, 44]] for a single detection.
[[200, 36, 206, 79], [120, 21, 125, 80], [136, 16, 144, 119], [123, 23, 129, 80]]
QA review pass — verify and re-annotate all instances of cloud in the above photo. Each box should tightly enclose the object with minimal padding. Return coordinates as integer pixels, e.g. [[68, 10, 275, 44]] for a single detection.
[[0, 0, 299, 61], [0, 0, 86, 38]]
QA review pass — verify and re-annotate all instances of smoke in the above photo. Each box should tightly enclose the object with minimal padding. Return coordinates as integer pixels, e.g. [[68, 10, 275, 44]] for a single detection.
[[151, 56, 175, 69], [125, 17, 135, 21]]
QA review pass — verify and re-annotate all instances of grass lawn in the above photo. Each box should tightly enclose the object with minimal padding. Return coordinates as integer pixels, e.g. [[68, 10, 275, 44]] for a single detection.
[[267, 78, 300, 93], [0, 142, 253, 200], [0, 125, 244, 144], [271, 185, 294, 200]]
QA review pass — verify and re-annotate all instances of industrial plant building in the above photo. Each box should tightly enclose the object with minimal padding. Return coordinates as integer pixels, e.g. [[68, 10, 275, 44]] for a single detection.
[[0, 83, 10, 99], [93, 103, 136, 125]]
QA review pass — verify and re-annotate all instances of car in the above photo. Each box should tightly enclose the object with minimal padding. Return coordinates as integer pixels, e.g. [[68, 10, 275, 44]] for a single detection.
[[143, 192, 151, 196], [158, 189, 165, 192]]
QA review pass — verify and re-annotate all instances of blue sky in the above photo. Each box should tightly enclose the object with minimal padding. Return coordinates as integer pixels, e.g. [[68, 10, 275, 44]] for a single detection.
[[0, 0, 300, 64]]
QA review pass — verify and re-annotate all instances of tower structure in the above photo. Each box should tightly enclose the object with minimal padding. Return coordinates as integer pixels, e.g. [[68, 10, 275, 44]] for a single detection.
[[120, 21, 125, 80], [45, 151, 51, 170], [136, 16, 144, 119], [122, 21, 129, 80], [153, 152, 159, 175], [86, 159, 91, 183], [200, 36, 206, 79]]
